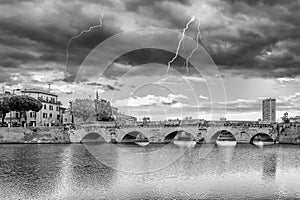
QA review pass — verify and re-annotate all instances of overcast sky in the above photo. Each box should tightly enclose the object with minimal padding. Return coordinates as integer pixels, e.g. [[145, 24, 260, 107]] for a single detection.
[[0, 0, 300, 121]]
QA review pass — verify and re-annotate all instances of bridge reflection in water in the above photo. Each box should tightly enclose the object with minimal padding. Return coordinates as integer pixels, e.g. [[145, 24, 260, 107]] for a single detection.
[[262, 153, 277, 181]]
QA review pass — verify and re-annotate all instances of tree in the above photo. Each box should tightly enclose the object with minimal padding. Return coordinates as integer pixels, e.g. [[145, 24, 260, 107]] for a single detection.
[[8, 95, 43, 124], [95, 99, 113, 121], [281, 112, 290, 123], [71, 99, 95, 122], [71, 98, 114, 123], [0, 97, 10, 123]]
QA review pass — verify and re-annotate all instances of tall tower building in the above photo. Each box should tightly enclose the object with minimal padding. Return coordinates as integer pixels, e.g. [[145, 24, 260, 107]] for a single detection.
[[262, 98, 276, 122]]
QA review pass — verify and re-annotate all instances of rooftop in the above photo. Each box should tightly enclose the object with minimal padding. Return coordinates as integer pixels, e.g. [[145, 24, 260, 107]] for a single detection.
[[21, 88, 58, 97]]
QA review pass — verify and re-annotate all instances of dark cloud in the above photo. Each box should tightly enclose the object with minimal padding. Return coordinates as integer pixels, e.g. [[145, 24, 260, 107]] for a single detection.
[[124, 0, 191, 12], [205, 0, 300, 78], [161, 99, 178, 105], [102, 48, 197, 79], [0, 1, 122, 83], [86, 82, 121, 91], [65, 24, 122, 82], [0, 68, 11, 83], [223, 0, 296, 7], [0, 0, 300, 86], [123, 0, 193, 28], [0, 50, 38, 68]]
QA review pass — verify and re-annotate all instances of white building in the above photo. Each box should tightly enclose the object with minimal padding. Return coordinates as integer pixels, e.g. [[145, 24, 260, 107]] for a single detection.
[[21, 88, 62, 126]]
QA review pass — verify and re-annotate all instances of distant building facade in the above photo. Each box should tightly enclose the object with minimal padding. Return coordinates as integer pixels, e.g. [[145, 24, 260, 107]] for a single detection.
[[62, 110, 73, 124], [21, 88, 62, 126], [290, 116, 300, 123], [116, 113, 137, 126], [262, 98, 276, 122]]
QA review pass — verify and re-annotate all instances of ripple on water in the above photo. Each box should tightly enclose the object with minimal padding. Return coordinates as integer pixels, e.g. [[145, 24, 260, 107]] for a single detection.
[[0, 144, 300, 199]]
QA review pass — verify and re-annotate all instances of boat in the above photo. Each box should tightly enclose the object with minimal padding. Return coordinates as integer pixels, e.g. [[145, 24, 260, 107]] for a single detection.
[[135, 134, 150, 146], [173, 131, 196, 147], [196, 137, 205, 144], [216, 132, 237, 146], [110, 138, 118, 144], [252, 135, 274, 146]]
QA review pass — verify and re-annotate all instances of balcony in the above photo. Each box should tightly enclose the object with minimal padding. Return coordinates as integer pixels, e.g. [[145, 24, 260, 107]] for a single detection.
[[38, 97, 62, 105]]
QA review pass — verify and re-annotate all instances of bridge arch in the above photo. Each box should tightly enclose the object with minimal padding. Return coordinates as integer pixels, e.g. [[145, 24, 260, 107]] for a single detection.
[[163, 130, 195, 143], [249, 133, 273, 144], [120, 131, 149, 143], [80, 132, 106, 143], [210, 130, 237, 143]]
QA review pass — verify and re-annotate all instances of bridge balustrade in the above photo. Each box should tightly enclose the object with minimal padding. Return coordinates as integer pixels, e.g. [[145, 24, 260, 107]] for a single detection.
[[118, 124, 199, 129]]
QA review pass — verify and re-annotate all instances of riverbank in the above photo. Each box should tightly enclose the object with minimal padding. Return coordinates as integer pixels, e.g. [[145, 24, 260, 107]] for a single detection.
[[0, 127, 70, 144]]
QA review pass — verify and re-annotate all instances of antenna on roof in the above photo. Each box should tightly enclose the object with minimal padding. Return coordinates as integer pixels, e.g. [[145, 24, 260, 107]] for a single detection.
[[48, 83, 51, 92]]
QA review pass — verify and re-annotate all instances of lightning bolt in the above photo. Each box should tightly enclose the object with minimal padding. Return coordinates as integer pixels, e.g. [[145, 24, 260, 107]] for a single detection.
[[167, 16, 195, 73], [65, 14, 104, 67], [185, 17, 201, 73]]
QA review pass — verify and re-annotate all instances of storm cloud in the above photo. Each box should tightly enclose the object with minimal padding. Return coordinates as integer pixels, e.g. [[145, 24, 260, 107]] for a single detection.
[[0, 0, 300, 119], [0, 0, 299, 83]]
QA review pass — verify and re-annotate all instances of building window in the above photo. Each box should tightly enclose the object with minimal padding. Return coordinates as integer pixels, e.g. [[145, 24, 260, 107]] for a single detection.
[[49, 105, 53, 110], [49, 113, 52, 118], [43, 113, 47, 118], [44, 104, 47, 110], [30, 112, 35, 118], [56, 106, 59, 111]]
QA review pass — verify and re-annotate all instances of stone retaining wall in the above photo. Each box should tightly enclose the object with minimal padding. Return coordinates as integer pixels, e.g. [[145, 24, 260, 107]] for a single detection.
[[0, 127, 70, 143]]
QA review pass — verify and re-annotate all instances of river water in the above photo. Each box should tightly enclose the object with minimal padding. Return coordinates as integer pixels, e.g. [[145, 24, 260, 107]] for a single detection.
[[0, 143, 300, 199]]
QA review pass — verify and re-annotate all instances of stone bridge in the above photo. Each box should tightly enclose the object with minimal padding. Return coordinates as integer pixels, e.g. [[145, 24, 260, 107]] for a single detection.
[[68, 124, 277, 144]]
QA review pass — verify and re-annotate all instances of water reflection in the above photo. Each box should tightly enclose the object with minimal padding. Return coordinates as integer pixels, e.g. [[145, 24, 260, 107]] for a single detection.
[[217, 144, 236, 163], [52, 146, 74, 199], [0, 145, 64, 199], [84, 143, 196, 173], [262, 153, 277, 182], [0, 144, 299, 199]]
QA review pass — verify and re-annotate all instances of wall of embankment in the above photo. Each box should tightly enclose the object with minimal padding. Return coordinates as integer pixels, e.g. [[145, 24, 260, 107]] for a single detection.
[[0, 127, 70, 144]]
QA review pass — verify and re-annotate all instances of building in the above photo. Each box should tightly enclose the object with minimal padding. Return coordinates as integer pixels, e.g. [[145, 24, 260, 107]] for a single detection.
[[62, 109, 73, 125], [262, 98, 276, 122], [116, 113, 137, 126], [21, 88, 62, 126], [290, 116, 300, 123]]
